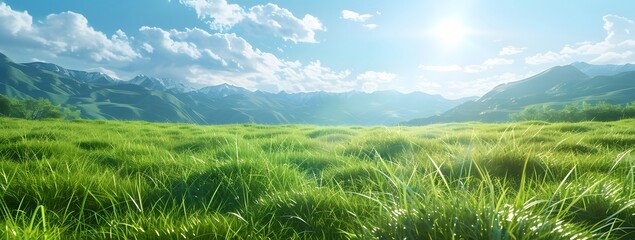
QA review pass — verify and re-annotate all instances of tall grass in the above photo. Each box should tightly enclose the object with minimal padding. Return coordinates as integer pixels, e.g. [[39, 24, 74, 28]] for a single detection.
[[0, 118, 633, 239]]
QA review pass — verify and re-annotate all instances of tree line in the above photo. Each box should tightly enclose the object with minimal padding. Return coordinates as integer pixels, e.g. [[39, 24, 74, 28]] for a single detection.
[[0, 94, 81, 120], [510, 101, 635, 122]]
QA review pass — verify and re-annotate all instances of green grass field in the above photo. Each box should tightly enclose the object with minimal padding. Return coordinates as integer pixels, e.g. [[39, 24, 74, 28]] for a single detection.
[[0, 117, 634, 239]]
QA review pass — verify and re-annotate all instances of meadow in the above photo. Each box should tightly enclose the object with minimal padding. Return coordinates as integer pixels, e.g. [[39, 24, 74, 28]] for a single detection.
[[0, 117, 634, 239]]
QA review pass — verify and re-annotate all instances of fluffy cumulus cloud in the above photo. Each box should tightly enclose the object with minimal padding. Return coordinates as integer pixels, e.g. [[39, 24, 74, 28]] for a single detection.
[[356, 71, 397, 92], [0, 3, 140, 62], [341, 10, 372, 22], [302, 60, 350, 81], [136, 26, 354, 92], [269, 60, 354, 92], [179, 0, 244, 30], [341, 9, 378, 29], [603, 15, 635, 44], [181, 0, 244, 29], [0, 2, 353, 93], [561, 15, 635, 64], [286, 60, 353, 92], [138, 27, 237, 69], [528, 14, 635, 65], [246, 3, 325, 43], [0, 2, 32, 35], [179, 0, 325, 43], [499, 46, 526, 56], [138, 27, 283, 82]]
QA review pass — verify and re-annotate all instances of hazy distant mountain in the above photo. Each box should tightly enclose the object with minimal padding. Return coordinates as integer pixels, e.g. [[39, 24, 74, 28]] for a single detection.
[[24, 62, 116, 84], [403, 63, 635, 125], [0, 52, 468, 125], [258, 90, 468, 125], [127, 75, 195, 93], [571, 62, 635, 77], [197, 83, 251, 97]]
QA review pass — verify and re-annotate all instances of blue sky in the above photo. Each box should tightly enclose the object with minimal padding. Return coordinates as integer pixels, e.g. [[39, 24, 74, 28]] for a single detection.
[[0, 1, 634, 99]]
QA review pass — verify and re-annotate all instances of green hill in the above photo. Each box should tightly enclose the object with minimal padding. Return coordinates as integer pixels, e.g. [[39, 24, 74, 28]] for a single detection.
[[404, 64, 635, 125]]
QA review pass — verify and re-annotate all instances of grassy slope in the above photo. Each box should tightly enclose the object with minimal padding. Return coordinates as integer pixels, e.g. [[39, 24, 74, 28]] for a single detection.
[[0, 118, 634, 239]]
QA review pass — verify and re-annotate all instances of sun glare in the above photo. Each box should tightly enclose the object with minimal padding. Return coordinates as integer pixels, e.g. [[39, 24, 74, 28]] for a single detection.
[[434, 20, 466, 45]]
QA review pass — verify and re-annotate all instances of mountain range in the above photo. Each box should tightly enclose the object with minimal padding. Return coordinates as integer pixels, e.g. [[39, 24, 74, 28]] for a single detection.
[[403, 63, 635, 125], [0, 52, 470, 125], [5, 50, 633, 126]]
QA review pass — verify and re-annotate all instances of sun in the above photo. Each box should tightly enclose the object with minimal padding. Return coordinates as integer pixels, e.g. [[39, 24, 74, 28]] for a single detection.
[[434, 20, 466, 45]]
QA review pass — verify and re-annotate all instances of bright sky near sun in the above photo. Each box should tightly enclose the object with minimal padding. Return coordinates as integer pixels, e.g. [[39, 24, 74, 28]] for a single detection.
[[1, 0, 634, 99]]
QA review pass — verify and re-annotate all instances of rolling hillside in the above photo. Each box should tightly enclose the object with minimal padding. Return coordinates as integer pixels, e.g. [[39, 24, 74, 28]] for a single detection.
[[404, 64, 635, 125]]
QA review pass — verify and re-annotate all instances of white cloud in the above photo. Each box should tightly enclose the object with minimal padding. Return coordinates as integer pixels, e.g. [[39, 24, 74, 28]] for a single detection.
[[138, 27, 282, 76], [179, 1, 325, 43], [603, 14, 634, 44], [0, 2, 359, 93], [179, 0, 244, 30], [246, 3, 325, 43], [141, 43, 154, 53], [356, 71, 396, 92], [363, 24, 378, 30], [302, 60, 350, 81], [499, 46, 526, 56], [418, 64, 462, 72], [278, 60, 354, 92], [560, 15, 635, 64], [535, 14, 635, 65], [341, 10, 378, 30], [0, 3, 139, 63], [341, 10, 373, 22], [483, 58, 514, 65], [561, 41, 610, 56], [0, 2, 33, 35], [136, 26, 354, 92], [139, 27, 203, 60], [525, 51, 569, 65], [590, 51, 633, 64]]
